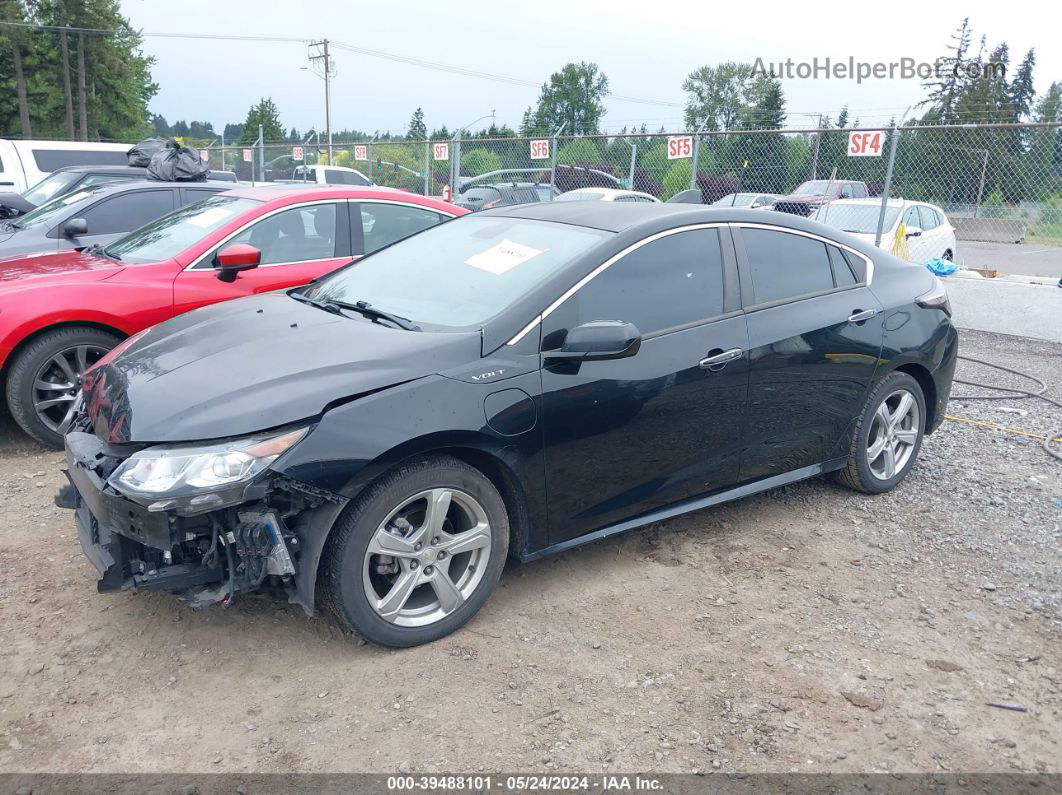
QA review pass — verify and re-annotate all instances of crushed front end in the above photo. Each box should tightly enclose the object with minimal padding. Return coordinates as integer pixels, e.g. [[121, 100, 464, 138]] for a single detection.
[[58, 418, 347, 614]]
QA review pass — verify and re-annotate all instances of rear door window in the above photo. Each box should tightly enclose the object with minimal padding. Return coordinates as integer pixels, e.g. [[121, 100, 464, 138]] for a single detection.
[[741, 228, 835, 305], [79, 190, 176, 235], [918, 206, 940, 230], [358, 202, 445, 254]]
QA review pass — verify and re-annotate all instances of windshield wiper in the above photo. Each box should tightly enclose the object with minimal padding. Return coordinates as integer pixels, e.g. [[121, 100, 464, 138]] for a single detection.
[[291, 291, 419, 330], [84, 243, 120, 261]]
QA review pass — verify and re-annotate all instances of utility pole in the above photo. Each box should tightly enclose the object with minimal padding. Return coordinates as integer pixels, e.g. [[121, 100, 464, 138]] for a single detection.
[[308, 40, 334, 162]]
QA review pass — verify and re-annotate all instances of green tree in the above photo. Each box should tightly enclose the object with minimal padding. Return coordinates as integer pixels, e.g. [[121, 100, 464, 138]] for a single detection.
[[239, 97, 284, 144], [662, 160, 692, 200], [920, 17, 973, 123], [528, 62, 609, 135], [461, 148, 502, 177], [682, 62, 758, 131], [407, 107, 427, 139], [556, 138, 602, 166]]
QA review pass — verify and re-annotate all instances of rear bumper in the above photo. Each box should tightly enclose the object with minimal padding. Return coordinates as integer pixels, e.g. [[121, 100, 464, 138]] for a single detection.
[[927, 323, 959, 433]]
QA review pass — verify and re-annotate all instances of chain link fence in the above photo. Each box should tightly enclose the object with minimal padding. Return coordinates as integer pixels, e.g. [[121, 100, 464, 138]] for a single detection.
[[197, 121, 1061, 265]]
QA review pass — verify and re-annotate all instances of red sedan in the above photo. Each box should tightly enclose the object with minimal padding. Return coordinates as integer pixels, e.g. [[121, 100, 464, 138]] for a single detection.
[[0, 185, 466, 446]]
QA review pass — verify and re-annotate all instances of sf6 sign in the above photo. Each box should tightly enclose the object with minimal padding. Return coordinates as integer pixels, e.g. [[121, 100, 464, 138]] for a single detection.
[[529, 139, 550, 160], [848, 131, 884, 156], [667, 136, 693, 160]]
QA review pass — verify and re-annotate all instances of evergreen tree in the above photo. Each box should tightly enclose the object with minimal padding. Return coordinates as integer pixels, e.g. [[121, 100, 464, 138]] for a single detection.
[[238, 98, 284, 144], [407, 107, 427, 139], [529, 62, 609, 135], [920, 17, 972, 122]]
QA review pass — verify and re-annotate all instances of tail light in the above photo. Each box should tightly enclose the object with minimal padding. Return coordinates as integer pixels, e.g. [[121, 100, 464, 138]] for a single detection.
[[916, 280, 952, 317]]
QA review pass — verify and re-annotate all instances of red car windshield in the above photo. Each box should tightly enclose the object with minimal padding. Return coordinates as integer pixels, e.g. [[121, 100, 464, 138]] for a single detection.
[[103, 195, 261, 264]]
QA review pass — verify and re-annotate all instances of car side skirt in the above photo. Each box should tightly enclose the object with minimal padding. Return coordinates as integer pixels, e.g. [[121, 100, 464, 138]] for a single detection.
[[520, 457, 848, 563]]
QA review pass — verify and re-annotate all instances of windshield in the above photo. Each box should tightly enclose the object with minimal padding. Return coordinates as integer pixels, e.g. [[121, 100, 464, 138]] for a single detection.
[[22, 171, 82, 206], [813, 204, 899, 234], [713, 194, 754, 207], [104, 195, 260, 264], [306, 216, 610, 328], [556, 191, 604, 202], [13, 185, 108, 230], [792, 180, 838, 196]]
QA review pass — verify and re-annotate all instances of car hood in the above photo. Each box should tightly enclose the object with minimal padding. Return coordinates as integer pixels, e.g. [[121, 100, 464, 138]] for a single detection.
[[0, 249, 123, 287], [82, 292, 483, 443]]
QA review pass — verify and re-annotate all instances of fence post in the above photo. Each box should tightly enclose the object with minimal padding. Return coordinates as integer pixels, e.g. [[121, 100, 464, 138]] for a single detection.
[[690, 125, 703, 190], [549, 122, 567, 194], [424, 140, 430, 196], [257, 124, 264, 183], [873, 125, 902, 249], [628, 140, 637, 189], [366, 138, 373, 182], [973, 149, 989, 218], [453, 134, 462, 193]]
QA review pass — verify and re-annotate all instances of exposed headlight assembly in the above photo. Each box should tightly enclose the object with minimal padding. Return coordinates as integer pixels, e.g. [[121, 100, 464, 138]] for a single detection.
[[108, 427, 306, 513]]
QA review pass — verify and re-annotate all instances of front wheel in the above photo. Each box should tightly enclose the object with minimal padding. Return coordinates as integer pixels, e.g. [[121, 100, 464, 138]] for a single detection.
[[320, 455, 509, 647], [5, 326, 120, 448], [836, 371, 926, 494]]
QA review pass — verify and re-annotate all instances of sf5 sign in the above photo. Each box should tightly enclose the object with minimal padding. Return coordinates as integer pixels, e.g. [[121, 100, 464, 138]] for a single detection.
[[848, 131, 884, 156], [667, 136, 693, 160]]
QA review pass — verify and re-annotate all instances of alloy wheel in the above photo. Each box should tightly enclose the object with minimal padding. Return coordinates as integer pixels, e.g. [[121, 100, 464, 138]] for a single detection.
[[866, 388, 920, 480], [31, 344, 108, 434], [363, 488, 492, 627]]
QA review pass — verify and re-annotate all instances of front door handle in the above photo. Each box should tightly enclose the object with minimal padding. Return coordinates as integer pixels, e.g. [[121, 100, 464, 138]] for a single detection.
[[699, 347, 743, 371], [847, 308, 877, 324]]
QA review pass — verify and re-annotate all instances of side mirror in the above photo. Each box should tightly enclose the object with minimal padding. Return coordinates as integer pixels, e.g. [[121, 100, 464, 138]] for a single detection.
[[545, 320, 641, 362], [63, 218, 88, 237], [906, 225, 923, 238], [215, 243, 261, 283]]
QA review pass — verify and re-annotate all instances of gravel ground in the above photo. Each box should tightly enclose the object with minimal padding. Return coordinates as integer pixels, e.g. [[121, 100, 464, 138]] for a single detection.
[[0, 328, 1059, 775]]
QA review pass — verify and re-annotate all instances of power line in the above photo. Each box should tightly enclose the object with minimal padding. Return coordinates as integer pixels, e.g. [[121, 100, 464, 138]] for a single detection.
[[0, 20, 683, 109]]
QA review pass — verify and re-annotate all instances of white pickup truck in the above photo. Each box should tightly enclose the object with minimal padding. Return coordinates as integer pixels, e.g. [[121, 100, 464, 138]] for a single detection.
[[277, 164, 373, 186]]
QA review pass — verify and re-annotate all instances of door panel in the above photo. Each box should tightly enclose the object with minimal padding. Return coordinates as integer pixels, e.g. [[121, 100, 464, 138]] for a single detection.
[[541, 316, 749, 543], [538, 226, 749, 544]]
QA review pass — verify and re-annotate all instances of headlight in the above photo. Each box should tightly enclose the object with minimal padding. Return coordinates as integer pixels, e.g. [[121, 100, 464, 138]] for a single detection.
[[108, 428, 306, 508]]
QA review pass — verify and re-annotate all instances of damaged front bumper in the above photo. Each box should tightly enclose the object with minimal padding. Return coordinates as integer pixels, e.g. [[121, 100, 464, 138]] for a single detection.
[[60, 430, 347, 614]]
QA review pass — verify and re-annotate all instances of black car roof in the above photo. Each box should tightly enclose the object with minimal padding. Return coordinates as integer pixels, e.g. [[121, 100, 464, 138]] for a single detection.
[[67, 178, 236, 194], [479, 201, 836, 235], [53, 164, 147, 176]]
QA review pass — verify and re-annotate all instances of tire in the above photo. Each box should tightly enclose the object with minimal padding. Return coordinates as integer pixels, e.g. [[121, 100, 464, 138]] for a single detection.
[[320, 455, 509, 647], [836, 371, 926, 494], [4, 326, 120, 448]]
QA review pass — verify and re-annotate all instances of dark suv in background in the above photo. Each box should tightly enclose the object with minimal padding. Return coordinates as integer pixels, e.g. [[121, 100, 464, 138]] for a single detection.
[[0, 179, 233, 257], [454, 182, 557, 211], [0, 164, 237, 218]]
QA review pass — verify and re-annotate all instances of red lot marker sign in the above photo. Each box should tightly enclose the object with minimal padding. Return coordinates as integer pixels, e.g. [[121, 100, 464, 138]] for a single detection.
[[354, 145, 368, 161], [848, 131, 884, 156], [530, 139, 550, 160], [667, 136, 693, 159], [433, 143, 449, 161]]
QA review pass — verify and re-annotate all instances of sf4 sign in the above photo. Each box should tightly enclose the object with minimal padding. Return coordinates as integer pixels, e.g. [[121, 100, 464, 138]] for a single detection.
[[848, 131, 884, 156], [354, 145, 368, 161], [667, 136, 693, 160], [530, 139, 550, 160], [433, 143, 449, 161]]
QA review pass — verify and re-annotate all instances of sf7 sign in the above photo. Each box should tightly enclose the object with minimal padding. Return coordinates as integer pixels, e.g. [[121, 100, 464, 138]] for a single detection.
[[433, 143, 449, 161], [667, 136, 693, 160], [848, 131, 884, 156]]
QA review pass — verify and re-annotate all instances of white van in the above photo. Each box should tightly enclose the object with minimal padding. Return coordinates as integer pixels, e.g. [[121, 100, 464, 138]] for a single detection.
[[0, 139, 130, 193]]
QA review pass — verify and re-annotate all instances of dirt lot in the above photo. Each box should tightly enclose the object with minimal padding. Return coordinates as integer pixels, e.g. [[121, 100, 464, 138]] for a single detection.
[[0, 329, 1059, 776]]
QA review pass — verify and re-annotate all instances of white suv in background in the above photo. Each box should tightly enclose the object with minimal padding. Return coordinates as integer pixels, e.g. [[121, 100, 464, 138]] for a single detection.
[[812, 198, 956, 263]]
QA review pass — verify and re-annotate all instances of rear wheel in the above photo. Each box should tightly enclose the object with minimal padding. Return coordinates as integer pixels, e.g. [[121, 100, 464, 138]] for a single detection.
[[836, 371, 925, 494], [321, 455, 509, 647], [5, 326, 120, 448]]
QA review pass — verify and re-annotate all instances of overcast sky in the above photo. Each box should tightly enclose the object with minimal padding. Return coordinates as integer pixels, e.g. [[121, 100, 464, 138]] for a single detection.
[[122, 0, 1061, 137]]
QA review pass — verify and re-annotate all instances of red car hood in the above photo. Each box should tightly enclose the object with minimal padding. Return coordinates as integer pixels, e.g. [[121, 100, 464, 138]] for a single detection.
[[0, 250, 124, 288]]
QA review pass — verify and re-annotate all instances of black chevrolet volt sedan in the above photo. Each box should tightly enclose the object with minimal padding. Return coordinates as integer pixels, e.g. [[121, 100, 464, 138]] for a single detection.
[[60, 202, 957, 647]]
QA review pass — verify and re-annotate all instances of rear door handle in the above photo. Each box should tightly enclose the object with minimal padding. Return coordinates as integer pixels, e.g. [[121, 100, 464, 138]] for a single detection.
[[699, 347, 743, 370], [847, 308, 877, 324]]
